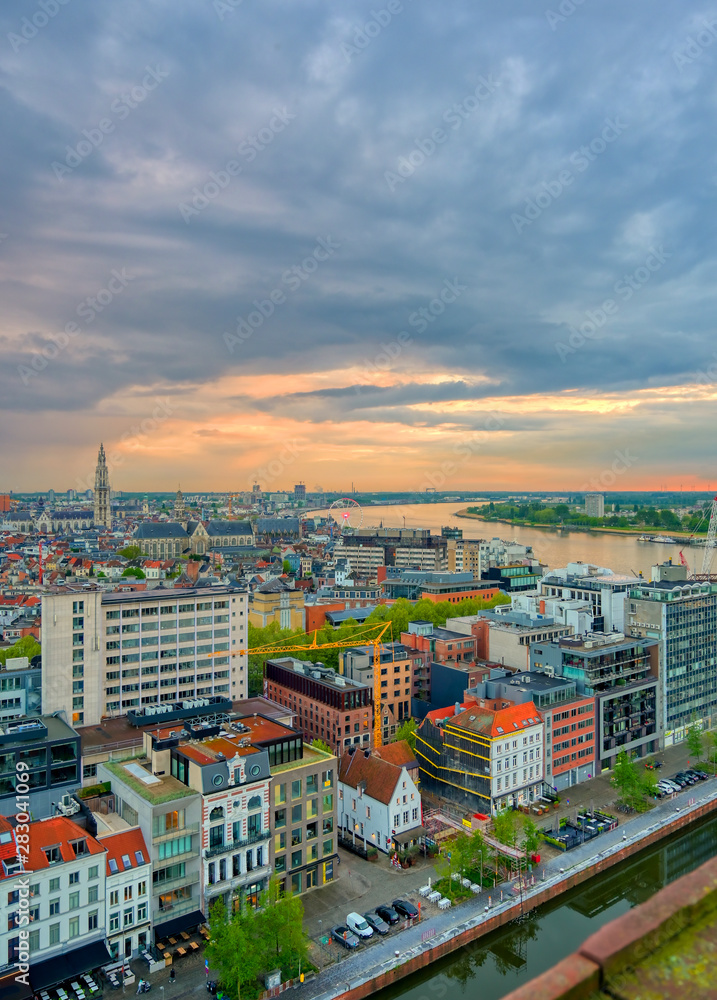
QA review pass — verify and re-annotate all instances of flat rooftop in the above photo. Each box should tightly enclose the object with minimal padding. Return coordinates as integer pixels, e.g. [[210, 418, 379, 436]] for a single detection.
[[102, 585, 244, 604], [103, 759, 198, 804]]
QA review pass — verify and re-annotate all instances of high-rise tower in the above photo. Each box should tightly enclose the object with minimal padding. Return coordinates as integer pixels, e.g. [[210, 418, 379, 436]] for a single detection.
[[94, 443, 112, 529]]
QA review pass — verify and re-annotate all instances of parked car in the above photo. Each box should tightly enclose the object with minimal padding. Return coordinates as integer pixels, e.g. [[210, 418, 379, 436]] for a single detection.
[[686, 768, 708, 780], [346, 912, 373, 938], [645, 760, 663, 769], [331, 925, 360, 949], [668, 774, 689, 788], [375, 904, 400, 925], [363, 912, 389, 935], [658, 779, 681, 794], [675, 771, 697, 785], [392, 899, 419, 919]]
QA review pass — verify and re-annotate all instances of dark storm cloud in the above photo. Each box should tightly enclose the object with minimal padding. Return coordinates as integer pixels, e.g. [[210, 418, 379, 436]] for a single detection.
[[2, 0, 717, 450]]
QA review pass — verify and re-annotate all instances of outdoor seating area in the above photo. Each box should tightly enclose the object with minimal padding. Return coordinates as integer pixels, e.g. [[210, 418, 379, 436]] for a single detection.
[[542, 809, 618, 852], [40, 973, 102, 1000], [155, 927, 205, 966]]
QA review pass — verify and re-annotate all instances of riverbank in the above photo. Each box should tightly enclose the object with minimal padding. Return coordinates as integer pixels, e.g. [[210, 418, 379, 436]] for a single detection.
[[455, 508, 698, 541], [285, 780, 717, 1000]]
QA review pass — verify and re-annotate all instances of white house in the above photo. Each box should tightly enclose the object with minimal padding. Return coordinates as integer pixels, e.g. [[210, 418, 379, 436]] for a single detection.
[[0, 814, 111, 991], [98, 827, 151, 962], [338, 748, 423, 855]]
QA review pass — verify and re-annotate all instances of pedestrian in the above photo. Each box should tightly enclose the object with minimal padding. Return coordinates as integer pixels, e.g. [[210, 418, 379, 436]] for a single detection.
[[169, 969, 176, 984], [136, 980, 144, 995]]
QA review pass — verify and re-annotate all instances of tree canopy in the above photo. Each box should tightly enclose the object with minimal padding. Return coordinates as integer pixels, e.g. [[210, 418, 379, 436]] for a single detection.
[[0, 635, 41, 666]]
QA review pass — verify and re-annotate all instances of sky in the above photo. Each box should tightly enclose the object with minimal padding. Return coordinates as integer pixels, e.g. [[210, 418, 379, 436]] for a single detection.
[[2, 0, 717, 494]]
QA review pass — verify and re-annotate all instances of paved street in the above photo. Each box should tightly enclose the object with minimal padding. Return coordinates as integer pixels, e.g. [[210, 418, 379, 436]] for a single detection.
[[130, 737, 716, 999]]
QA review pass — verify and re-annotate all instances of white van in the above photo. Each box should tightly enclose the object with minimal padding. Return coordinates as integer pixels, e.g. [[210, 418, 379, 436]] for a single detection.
[[346, 912, 374, 938]]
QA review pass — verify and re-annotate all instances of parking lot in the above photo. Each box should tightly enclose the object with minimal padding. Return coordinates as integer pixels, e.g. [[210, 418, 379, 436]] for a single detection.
[[301, 848, 437, 965]]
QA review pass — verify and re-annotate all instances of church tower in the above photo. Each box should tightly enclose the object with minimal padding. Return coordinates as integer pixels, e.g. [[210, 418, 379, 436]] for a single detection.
[[174, 486, 186, 521], [94, 443, 112, 529]]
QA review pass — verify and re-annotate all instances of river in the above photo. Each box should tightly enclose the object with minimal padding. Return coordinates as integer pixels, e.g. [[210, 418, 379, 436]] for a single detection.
[[318, 501, 688, 578], [376, 813, 717, 1000]]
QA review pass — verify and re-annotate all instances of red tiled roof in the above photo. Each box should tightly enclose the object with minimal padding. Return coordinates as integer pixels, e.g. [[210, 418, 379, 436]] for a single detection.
[[373, 740, 417, 768], [98, 828, 150, 876], [424, 702, 472, 725], [25, 816, 105, 874], [338, 749, 402, 804], [449, 700, 542, 738]]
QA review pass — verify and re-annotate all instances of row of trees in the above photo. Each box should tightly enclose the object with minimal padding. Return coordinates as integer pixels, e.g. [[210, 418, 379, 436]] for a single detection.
[[473, 500, 716, 534], [610, 749, 659, 811], [436, 814, 541, 896], [206, 880, 311, 999], [246, 594, 510, 695]]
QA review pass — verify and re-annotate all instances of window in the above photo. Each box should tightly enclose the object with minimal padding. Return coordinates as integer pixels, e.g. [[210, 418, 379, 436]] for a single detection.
[[69, 891, 80, 910], [275, 855, 286, 874], [88, 865, 99, 880], [306, 774, 318, 795], [49, 877, 60, 892], [88, 884, 98, 903], [323, 837, 333, 856], [323, 794, 333, 812], [68, 916, 80, 939], [291, 849, 302, 869], [138, 880, 147, 896], [49, 898, 60, 916], [291, 779, 302, 800], [274, 784, 286, 806], [110, 889, 119, 906], [291, 804, 302, 824], [275, 809, 286, 829], [124, 885, 133, 901], [49, 923, 61, 945], [88, 910, 99, 931], [124, 907, 134, 927], [109, 911, 120, 932], [291, 828, 302, 846], [69, 871, 80, 884], [137, 901, 148, 922]]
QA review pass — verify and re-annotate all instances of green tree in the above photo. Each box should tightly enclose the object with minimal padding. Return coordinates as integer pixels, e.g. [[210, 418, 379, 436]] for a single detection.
[[121, 567, 146, 579], [206, 897, 263, 999], [282, 560, 291, 574], [310, 738, 332, 754], [518, 817, 540, 860], [611, 749, 646, 810], [258, 878, 310, 973], [118, 545, 141, 561], [0, 635, 41, 666], [686, 723, 703, 761], [492, 809, 518, 847], [394, 719, 417, 750]]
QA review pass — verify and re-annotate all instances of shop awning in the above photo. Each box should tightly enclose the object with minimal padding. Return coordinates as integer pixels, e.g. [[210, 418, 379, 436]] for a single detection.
[[0, 971, 34, 1000], [153, 908, 205, 940], [30, 940, 113, 990]]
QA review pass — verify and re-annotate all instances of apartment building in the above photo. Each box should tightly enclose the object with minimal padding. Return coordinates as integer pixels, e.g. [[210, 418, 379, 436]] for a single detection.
[[466, 670, 596, 790], [264, 658, 372, 755], [537, 562, 636, 632], [98, 828, 151, 961], [42, 584, 248, 727], [96, 756, 203, 942], [338, 747, 423, 855], [340, 642, 415, 743], [248, 579, 305, 630], [0, 716, 81, 819], [0, 815, 110, 989], [627, 567, 717, 745], [417, 701, 544, 815], [269, 741, 338, 896], [585, 493, 605, 518], [382, 569, 499, 603], [0, 657, 41, 723], [447, 611, 572, 671], [531, 632, 660, 767]]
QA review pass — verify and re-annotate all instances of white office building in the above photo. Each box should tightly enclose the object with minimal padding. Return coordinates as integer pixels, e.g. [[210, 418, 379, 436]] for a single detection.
[[42, 585, 248, 726]]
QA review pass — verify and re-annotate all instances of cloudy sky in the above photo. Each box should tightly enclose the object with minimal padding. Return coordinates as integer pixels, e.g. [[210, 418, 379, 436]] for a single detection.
[[2, 0, 716, 493]]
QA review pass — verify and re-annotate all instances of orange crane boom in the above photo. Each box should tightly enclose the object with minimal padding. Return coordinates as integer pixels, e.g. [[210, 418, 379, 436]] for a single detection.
[[208, 622, 393, 747]]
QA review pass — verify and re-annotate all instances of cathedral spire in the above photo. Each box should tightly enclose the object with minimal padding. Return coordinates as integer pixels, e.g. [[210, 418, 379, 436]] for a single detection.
[[94, 443, 111, 529]]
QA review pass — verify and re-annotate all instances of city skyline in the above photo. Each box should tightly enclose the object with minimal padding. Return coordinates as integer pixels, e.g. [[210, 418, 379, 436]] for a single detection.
[[3, 3, 716, 491]]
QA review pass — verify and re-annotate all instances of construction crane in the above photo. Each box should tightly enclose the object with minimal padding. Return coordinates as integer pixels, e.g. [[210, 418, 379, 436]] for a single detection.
[[701, 496, 717, 577], [227, 493, 243, 517], [209, 622, 394, 747]]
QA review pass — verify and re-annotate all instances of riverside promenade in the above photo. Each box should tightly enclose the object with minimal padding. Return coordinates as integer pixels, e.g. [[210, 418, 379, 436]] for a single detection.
[[286, 778, 717, 1000]]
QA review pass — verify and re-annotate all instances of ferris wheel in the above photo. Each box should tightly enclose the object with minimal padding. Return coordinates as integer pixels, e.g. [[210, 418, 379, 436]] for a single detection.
[[329, 498, 363, 532]]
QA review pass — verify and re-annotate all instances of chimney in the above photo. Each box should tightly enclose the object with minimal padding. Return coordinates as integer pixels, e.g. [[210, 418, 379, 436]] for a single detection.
[[454, 702, 461, 716]]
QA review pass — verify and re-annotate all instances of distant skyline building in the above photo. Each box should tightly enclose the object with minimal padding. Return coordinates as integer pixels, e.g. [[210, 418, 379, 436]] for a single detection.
[[93, 443, 111, 529], [585, 493, 605, 518]]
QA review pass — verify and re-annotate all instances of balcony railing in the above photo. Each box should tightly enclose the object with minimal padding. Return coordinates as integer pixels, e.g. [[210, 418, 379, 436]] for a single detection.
[[203, 829, 271, 860], [152, 823, 200, 844], [154, 897, 197, 920], [152, 871, 200, 896]]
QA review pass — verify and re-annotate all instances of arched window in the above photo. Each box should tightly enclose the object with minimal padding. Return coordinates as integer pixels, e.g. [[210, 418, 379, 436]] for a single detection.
[[247, 795, 262, 812], [210, 806, 224, 822]]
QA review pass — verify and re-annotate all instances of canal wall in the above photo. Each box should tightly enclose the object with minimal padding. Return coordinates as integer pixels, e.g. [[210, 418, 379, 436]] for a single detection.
[[330, 790, 717, 1000]]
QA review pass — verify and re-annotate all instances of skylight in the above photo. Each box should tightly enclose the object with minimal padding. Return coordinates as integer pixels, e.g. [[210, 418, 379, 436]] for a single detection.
[[122, 854, 132, 869], [108, 858, 119, 874]]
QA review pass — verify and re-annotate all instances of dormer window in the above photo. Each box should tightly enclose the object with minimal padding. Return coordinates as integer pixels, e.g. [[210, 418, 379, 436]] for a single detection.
[[43, 846, 62, 865], [71, 839, 88, 856]]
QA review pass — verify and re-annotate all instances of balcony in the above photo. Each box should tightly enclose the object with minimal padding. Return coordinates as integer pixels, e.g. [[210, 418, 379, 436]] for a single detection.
[[152, 823, 200, 844], [154, 897, 197, 920], [152, 871, 200, 896], [203, 829, 271, 860]]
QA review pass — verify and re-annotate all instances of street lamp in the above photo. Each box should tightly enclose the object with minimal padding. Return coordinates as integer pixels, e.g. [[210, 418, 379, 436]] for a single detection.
[[318, 919, 323, 967]]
